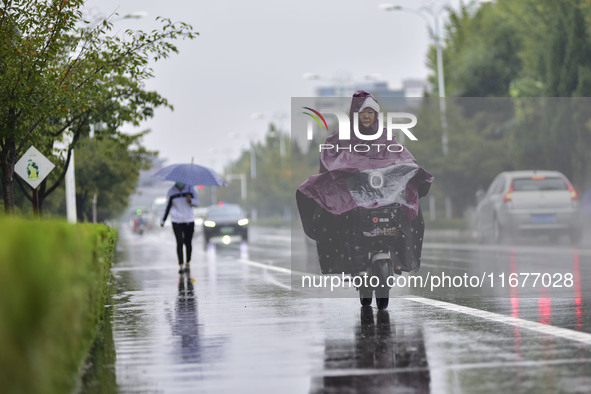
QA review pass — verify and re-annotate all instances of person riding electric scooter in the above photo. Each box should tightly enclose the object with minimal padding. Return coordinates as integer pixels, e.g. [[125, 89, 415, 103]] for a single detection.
[[296, 91, 433, 309]]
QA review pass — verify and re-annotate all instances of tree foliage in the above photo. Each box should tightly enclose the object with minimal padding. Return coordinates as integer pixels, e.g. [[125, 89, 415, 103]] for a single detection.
[[433, 1, 522, 97], [218, 124, 304, 219], [0, 0, 197, 214], [420, 0, 591, 216], [436, 0, 591, 98], [74, 132, 155, 222]]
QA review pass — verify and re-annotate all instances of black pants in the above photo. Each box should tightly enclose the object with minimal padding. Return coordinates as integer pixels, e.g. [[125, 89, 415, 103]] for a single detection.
[[172, 222, 195, 265]]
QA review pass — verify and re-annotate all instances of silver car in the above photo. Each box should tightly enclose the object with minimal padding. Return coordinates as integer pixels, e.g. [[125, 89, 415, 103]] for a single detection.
[[476, 170, 583, 244]]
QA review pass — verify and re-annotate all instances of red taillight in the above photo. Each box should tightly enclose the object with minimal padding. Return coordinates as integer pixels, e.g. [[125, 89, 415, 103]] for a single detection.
[[568, 185, 578, 200], [531, 175, 546, 180], [504, 184, 513, 202], [563, 177, 578, 200]]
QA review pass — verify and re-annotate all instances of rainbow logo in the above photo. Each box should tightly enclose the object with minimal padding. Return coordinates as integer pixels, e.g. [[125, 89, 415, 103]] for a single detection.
[[302, 107, 328, 131]]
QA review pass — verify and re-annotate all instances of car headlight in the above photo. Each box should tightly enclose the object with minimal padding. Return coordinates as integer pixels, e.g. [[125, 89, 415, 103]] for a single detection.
[[203, 220, 216, 228], [238, 218, 249, 226]]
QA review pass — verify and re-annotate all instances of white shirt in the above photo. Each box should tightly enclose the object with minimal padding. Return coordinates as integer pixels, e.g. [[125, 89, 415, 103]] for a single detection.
[[160, 184, 198, 224]]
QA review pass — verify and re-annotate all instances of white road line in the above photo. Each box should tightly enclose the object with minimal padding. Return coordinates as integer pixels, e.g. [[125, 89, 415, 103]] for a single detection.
[[315, 358, 591, 377], [236, 259, 591, 346], [424, 242, 591, 256], [262, 272, 292, 290], [236, 259, 294, 290], [237, 258, 293, 274], [407, 296, 591, 345]]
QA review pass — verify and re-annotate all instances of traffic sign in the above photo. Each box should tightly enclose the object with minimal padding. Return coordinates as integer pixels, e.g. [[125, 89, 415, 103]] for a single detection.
[[14, 146, 55, 189]]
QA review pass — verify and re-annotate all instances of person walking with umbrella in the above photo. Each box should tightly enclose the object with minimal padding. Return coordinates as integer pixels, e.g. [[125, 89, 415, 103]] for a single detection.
[[154, 162, 227, 273], [160, 182, 199, 273]]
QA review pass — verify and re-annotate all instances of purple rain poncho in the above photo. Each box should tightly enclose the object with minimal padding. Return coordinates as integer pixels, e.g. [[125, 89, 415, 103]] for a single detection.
[[296, 91, 433, 274]]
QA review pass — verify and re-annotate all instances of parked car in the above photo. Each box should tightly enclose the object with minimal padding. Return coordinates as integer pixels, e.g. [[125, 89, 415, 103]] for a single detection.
[[476, 170, 583, 244], [202, 204, 249, 245]]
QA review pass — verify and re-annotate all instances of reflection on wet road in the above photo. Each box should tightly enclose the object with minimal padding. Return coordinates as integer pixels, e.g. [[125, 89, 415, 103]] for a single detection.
[[314, 307, 430, 393], [417, 242, 591, 336], [96, 227, 591, 393]]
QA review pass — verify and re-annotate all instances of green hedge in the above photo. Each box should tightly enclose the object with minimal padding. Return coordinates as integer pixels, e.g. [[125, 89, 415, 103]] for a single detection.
[[0, 218, 117, 394]]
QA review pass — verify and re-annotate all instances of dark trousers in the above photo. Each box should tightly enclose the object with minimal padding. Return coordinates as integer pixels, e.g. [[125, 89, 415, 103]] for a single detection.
[[172, 222, 195, 265]]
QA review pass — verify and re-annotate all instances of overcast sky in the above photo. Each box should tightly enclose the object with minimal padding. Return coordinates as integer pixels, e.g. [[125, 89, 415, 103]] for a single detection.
[[85, 0, 466, 171]]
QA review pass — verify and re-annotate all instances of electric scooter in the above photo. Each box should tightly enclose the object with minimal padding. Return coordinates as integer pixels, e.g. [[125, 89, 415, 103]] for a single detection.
[[354, 203, 404, 310]]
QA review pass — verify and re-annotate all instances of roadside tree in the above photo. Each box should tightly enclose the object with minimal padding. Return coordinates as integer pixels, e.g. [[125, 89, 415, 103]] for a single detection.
[[0, 0, 197, 214]]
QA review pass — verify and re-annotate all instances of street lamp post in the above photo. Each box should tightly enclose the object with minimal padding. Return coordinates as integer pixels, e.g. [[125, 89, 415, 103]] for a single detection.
[[226, 132, 257, 180], [63, 10, 148, 223], [115, 11, 149, 22], [85, 9, 149, 25], [379, 3, 449, 155], [272, 112, 287, 158], [226, 173, 247, 200], [250, 143, 257, 178], [251, 112, 287, 158], [381, 2, 453, 219]]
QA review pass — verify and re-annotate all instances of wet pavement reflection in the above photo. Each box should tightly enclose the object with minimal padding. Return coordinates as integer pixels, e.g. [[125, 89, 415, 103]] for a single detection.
[[83, 226, 591, 393], [171, 274, 200, 364], [417, 244, 591, 335], [312, 307, 430, 393]]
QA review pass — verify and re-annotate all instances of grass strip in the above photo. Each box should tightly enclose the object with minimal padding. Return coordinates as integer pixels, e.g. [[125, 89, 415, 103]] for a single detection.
[[0, 218, 116, 394]]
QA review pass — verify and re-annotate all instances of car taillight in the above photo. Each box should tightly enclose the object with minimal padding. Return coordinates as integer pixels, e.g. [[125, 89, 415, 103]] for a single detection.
[[562, 177, 578, 200], [568, 185, 578, 200], [503, 183, 513, 202]]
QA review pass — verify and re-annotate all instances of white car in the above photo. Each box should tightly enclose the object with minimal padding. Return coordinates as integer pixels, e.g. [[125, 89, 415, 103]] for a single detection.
[[476, 170, 583, 244]]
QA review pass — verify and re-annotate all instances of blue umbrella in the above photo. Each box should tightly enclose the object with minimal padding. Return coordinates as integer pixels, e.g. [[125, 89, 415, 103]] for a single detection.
[[153, 163, 227, 186]]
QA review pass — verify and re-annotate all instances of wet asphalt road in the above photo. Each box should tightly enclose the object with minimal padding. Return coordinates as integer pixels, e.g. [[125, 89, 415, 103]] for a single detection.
[[91, 226, 591, 393]]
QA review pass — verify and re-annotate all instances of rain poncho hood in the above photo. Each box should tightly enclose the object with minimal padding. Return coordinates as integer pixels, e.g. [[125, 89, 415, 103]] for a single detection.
[[298, 90, 433, 220]]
